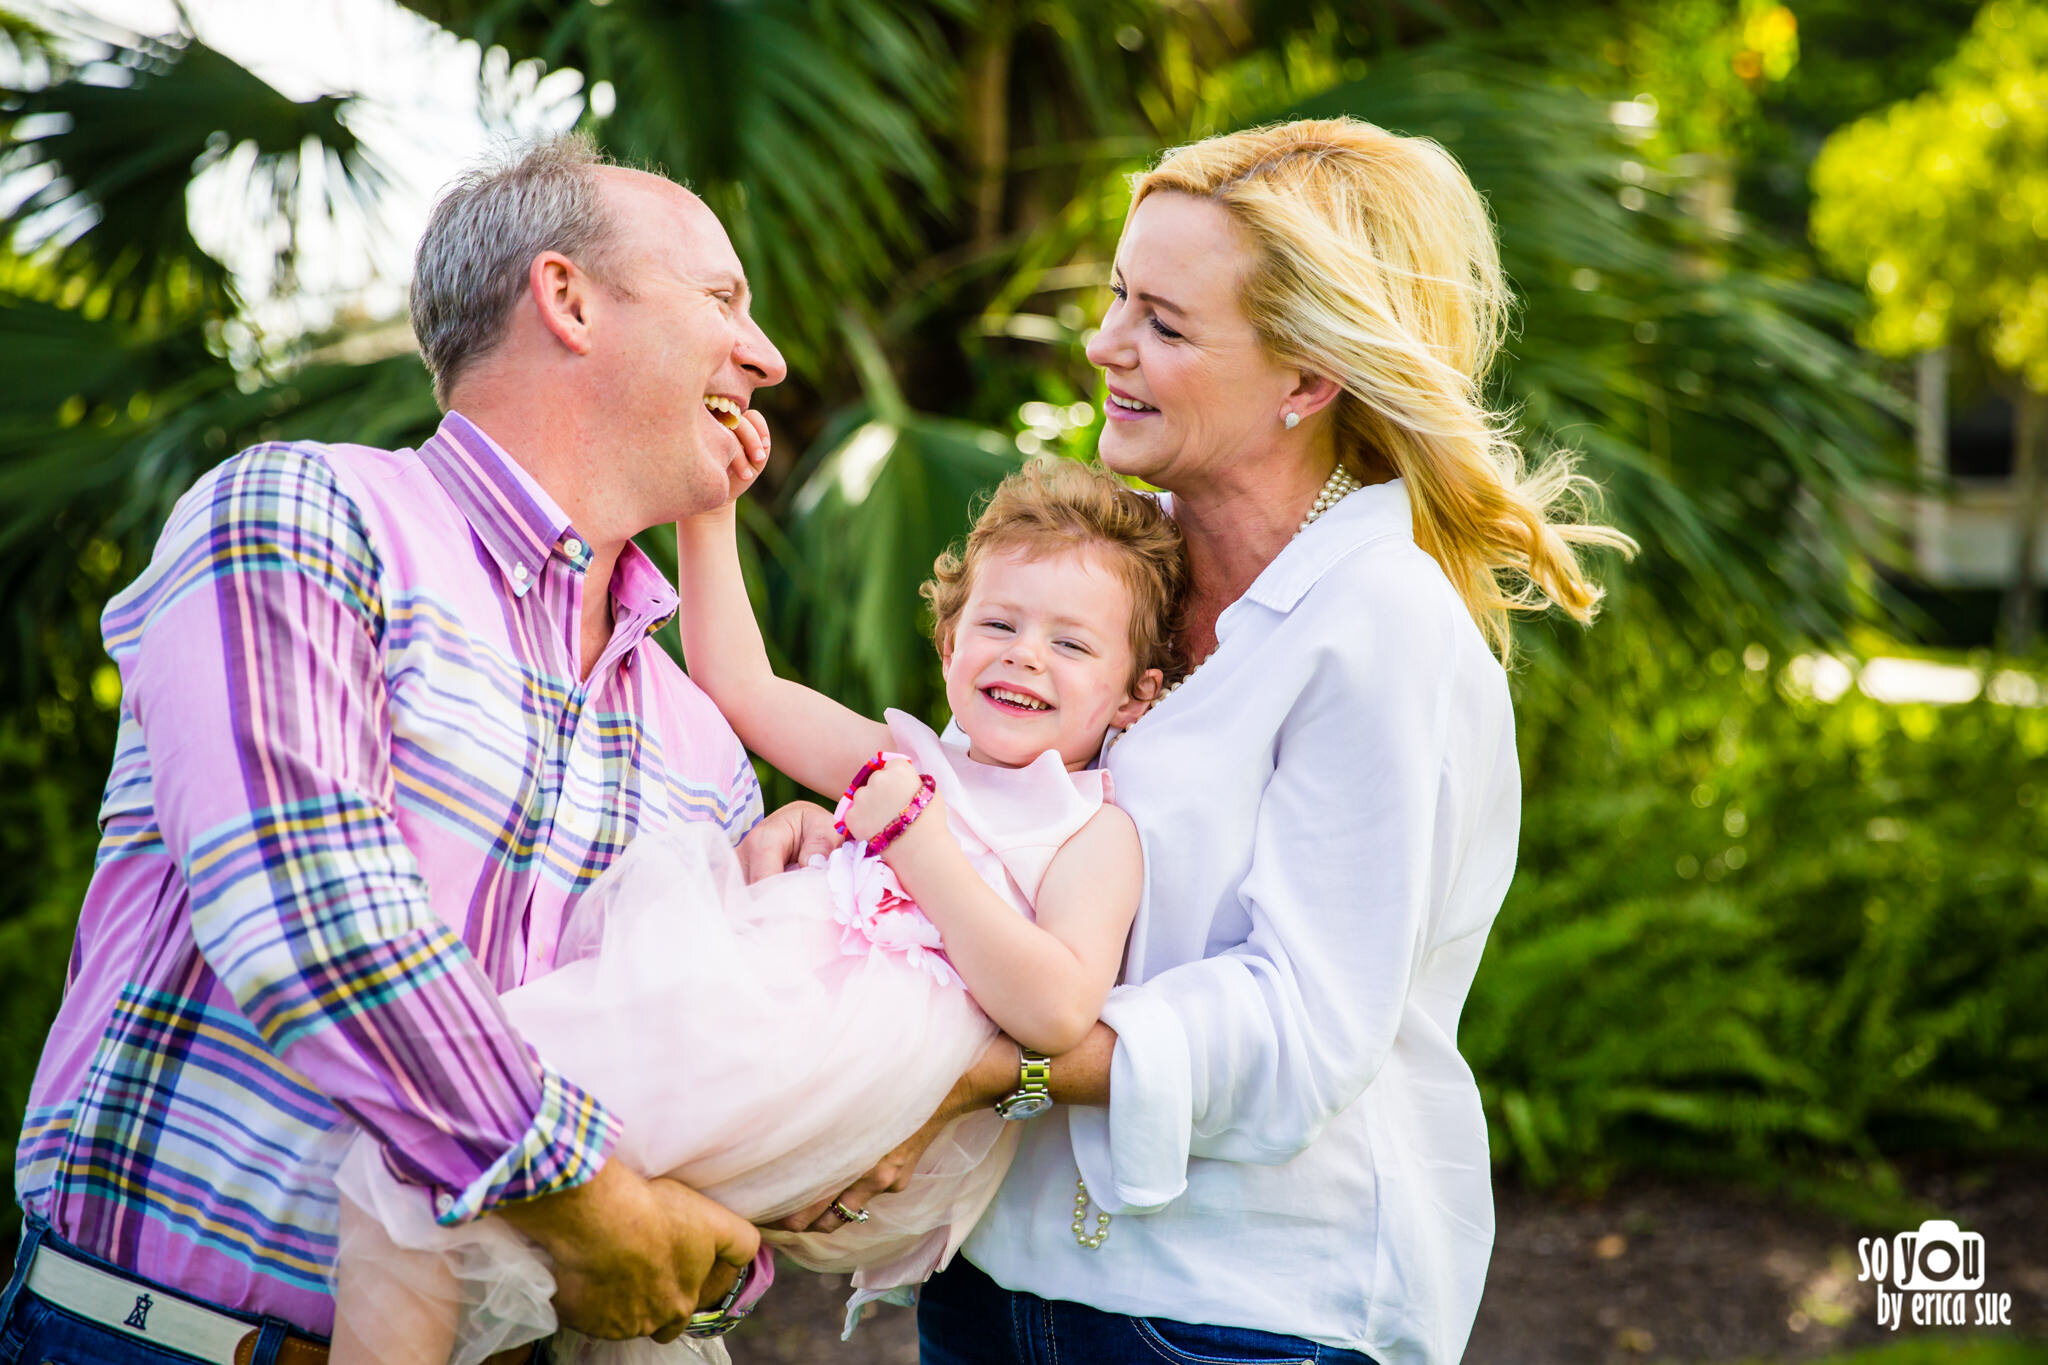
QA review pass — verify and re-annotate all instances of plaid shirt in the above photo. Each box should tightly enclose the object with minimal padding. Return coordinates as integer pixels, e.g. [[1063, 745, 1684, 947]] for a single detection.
[[14, 412, 763, 1335]]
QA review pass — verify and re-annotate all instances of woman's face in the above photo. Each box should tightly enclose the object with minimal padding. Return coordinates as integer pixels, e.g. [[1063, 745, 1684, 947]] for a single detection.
[[1086, 191, 1303, 493]]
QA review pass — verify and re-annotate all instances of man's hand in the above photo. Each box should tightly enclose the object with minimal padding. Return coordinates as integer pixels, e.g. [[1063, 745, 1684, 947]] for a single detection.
[[737, 799, 844, 881], [776, 1034, 1018, 1232], [495, 1158, 758, 1343]]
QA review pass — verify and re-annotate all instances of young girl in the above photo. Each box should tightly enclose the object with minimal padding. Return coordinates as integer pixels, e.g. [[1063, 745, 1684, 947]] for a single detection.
[[330, 455, 1184, 1364]]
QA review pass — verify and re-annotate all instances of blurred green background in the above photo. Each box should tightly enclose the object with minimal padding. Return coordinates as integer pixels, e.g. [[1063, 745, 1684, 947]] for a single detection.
[[1, 0, 2044, 1262]]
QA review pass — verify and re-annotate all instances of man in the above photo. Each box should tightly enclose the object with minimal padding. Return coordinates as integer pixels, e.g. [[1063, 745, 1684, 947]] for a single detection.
[[1, 136, 835, 1363]]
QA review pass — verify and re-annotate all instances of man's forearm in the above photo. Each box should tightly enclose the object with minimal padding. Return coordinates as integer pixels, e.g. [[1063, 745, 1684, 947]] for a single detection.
[[136, 447, 619, 1216]]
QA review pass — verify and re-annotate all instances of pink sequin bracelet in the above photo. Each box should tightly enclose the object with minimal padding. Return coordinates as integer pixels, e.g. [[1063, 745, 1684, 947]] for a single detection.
[[833, 751, 937, 856]]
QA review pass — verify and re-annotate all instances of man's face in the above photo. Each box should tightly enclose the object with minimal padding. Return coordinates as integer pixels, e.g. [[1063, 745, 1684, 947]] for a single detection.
[[588, 171, 786, 527]]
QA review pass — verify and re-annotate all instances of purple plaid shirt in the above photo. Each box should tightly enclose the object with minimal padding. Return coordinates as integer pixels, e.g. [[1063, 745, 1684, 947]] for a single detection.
[[15, 412, 763, 1334]]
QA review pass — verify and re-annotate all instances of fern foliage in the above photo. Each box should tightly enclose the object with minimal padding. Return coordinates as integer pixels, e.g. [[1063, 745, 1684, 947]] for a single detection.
[[1469, 624, 2048, 1188]]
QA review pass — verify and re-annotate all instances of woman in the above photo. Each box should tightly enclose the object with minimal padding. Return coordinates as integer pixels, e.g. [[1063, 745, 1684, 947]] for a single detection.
[[811, 117, 1630, 1365]]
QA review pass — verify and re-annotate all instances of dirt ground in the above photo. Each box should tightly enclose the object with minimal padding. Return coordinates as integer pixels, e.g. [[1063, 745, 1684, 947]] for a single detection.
[[727, 1161, 2048, 1365]]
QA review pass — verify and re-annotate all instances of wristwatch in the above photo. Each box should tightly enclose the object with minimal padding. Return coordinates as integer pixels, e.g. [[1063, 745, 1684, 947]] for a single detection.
[[995, 1046, 1053, 1120], [683, 1258, 756, 1338]]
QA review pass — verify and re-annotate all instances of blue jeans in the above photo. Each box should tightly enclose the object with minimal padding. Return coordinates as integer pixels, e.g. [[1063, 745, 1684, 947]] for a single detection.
[[0, 1217, 319, 1364], [918, 1256, 1380, 1365]]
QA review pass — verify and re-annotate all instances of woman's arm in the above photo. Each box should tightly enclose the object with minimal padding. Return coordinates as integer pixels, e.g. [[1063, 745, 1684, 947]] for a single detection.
[[844, 764, 1142, 1055], [780, 1024, 1116, 1232], [1068, 556, 1518, 1215], [673, 501, 887, 800]]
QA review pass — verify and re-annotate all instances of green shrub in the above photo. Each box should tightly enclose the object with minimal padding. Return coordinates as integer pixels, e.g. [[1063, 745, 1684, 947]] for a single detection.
[[1470, 620, 2048, 1190]]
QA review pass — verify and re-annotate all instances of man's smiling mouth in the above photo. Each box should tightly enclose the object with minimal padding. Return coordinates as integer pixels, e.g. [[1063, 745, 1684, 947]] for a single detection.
[[704, 394, 745, 430]]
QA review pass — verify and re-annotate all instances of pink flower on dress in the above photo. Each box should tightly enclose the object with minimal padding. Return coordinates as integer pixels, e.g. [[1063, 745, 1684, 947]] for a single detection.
[[824, 841, 962, 989]]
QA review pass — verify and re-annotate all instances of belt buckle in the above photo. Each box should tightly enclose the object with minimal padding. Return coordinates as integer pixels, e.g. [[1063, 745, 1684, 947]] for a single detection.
[[681, 1260, 754, 1339]]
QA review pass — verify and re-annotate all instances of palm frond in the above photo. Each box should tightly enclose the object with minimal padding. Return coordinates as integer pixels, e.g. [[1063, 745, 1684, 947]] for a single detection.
[[1, 23, 386, 324], [397, 0, 961, 369], [1270, 46, 1910, 644]]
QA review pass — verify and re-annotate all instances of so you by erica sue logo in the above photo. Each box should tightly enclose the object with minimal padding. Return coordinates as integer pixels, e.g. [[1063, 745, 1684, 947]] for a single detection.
[[1857, 1220, 2013, 1330]]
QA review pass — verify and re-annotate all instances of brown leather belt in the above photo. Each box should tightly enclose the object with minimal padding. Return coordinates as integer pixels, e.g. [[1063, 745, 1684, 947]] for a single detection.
[[235, 1334, 329, 1365]]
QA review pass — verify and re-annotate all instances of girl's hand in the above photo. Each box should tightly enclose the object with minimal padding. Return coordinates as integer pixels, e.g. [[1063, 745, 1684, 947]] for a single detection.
[[843, 759, 934, 844], [724, 407, 771, 503]]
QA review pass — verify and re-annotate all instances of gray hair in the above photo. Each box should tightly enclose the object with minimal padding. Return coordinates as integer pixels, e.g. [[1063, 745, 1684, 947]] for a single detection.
[[410, 133, 630, 405]]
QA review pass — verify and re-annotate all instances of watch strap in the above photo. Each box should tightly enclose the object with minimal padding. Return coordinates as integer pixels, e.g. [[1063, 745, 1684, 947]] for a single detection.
[[996, 1046, 1053, 1119]]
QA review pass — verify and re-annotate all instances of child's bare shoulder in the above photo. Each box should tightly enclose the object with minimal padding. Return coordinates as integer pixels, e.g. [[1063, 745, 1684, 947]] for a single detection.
[[1051, 801, 1142, 866]]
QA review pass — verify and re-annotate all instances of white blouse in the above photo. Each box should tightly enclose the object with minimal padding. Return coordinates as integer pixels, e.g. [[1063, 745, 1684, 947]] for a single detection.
[[958, 479, 1520, 1365]]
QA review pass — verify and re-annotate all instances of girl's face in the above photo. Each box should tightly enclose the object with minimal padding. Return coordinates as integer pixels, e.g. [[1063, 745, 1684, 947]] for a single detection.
[[943, 545, 1162, 772], [1085, 191, 1304, 494]]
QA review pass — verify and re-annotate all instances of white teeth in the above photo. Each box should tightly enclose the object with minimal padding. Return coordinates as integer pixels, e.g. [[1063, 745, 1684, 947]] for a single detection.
[[1107, 393, 1157, 413], [988, 687, 1050, 711], [703, 395, 744, 429]]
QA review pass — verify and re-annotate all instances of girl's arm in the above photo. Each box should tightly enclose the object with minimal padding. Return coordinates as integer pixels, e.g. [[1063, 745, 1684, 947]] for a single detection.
[[673, 502, 887, 801], [844, 764, 1142, 1054]]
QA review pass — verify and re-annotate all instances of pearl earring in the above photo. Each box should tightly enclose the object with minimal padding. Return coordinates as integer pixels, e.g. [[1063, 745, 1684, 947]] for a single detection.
[[1282, 411, 1300, 429]]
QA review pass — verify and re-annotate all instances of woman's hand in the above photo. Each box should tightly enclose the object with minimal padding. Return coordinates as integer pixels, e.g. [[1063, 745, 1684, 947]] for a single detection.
[[774, 1034, 1018, 1232]]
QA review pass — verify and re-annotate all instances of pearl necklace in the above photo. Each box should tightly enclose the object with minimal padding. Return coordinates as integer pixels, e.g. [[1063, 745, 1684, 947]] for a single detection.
[[1071, 463, 1360, 1252], [1140, 463, 1362, 713]]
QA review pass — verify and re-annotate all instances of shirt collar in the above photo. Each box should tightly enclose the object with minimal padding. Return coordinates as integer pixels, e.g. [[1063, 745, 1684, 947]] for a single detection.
[[616, 543, 680, 632], [415, 412, 678, 626], [417, 411, 583, 598], [1239, 476, 1414, 614]]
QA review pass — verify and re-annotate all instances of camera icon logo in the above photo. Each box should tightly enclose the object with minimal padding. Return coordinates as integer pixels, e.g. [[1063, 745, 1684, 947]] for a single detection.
[[1893, 1220, 1985, 1292]]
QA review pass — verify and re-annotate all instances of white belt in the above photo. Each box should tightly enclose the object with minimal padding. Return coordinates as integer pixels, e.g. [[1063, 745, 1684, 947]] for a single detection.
[[24, 1240, 258, 1365]]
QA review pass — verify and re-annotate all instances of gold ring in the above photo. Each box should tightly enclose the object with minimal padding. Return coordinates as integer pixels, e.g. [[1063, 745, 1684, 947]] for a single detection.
[[829, 1198, 871, 1224]]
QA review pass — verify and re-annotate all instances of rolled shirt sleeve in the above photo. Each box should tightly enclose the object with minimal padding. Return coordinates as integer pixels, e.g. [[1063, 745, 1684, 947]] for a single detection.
[[118, 445, 618, 1223], [1073, 559, 1458, 1212]]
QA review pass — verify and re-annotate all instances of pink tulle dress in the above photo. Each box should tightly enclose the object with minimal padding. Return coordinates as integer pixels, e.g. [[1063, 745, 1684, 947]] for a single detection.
[[333, 711, 1106, 1364]]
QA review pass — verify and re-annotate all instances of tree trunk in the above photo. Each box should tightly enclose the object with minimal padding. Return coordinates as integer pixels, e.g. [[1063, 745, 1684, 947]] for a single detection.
[[2002, 386, 2048, 654]]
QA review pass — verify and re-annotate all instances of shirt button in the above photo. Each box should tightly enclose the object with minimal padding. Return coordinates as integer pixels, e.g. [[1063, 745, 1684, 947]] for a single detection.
[[512, 564, 529, 582], [563, 538, 583, 559], [435, 1192, 454, 1216]]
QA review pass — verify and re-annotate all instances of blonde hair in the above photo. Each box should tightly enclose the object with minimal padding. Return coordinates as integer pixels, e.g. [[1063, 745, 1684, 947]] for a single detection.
[[1130, 118, 1634, 658], [923, 459, 1186, 688]]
